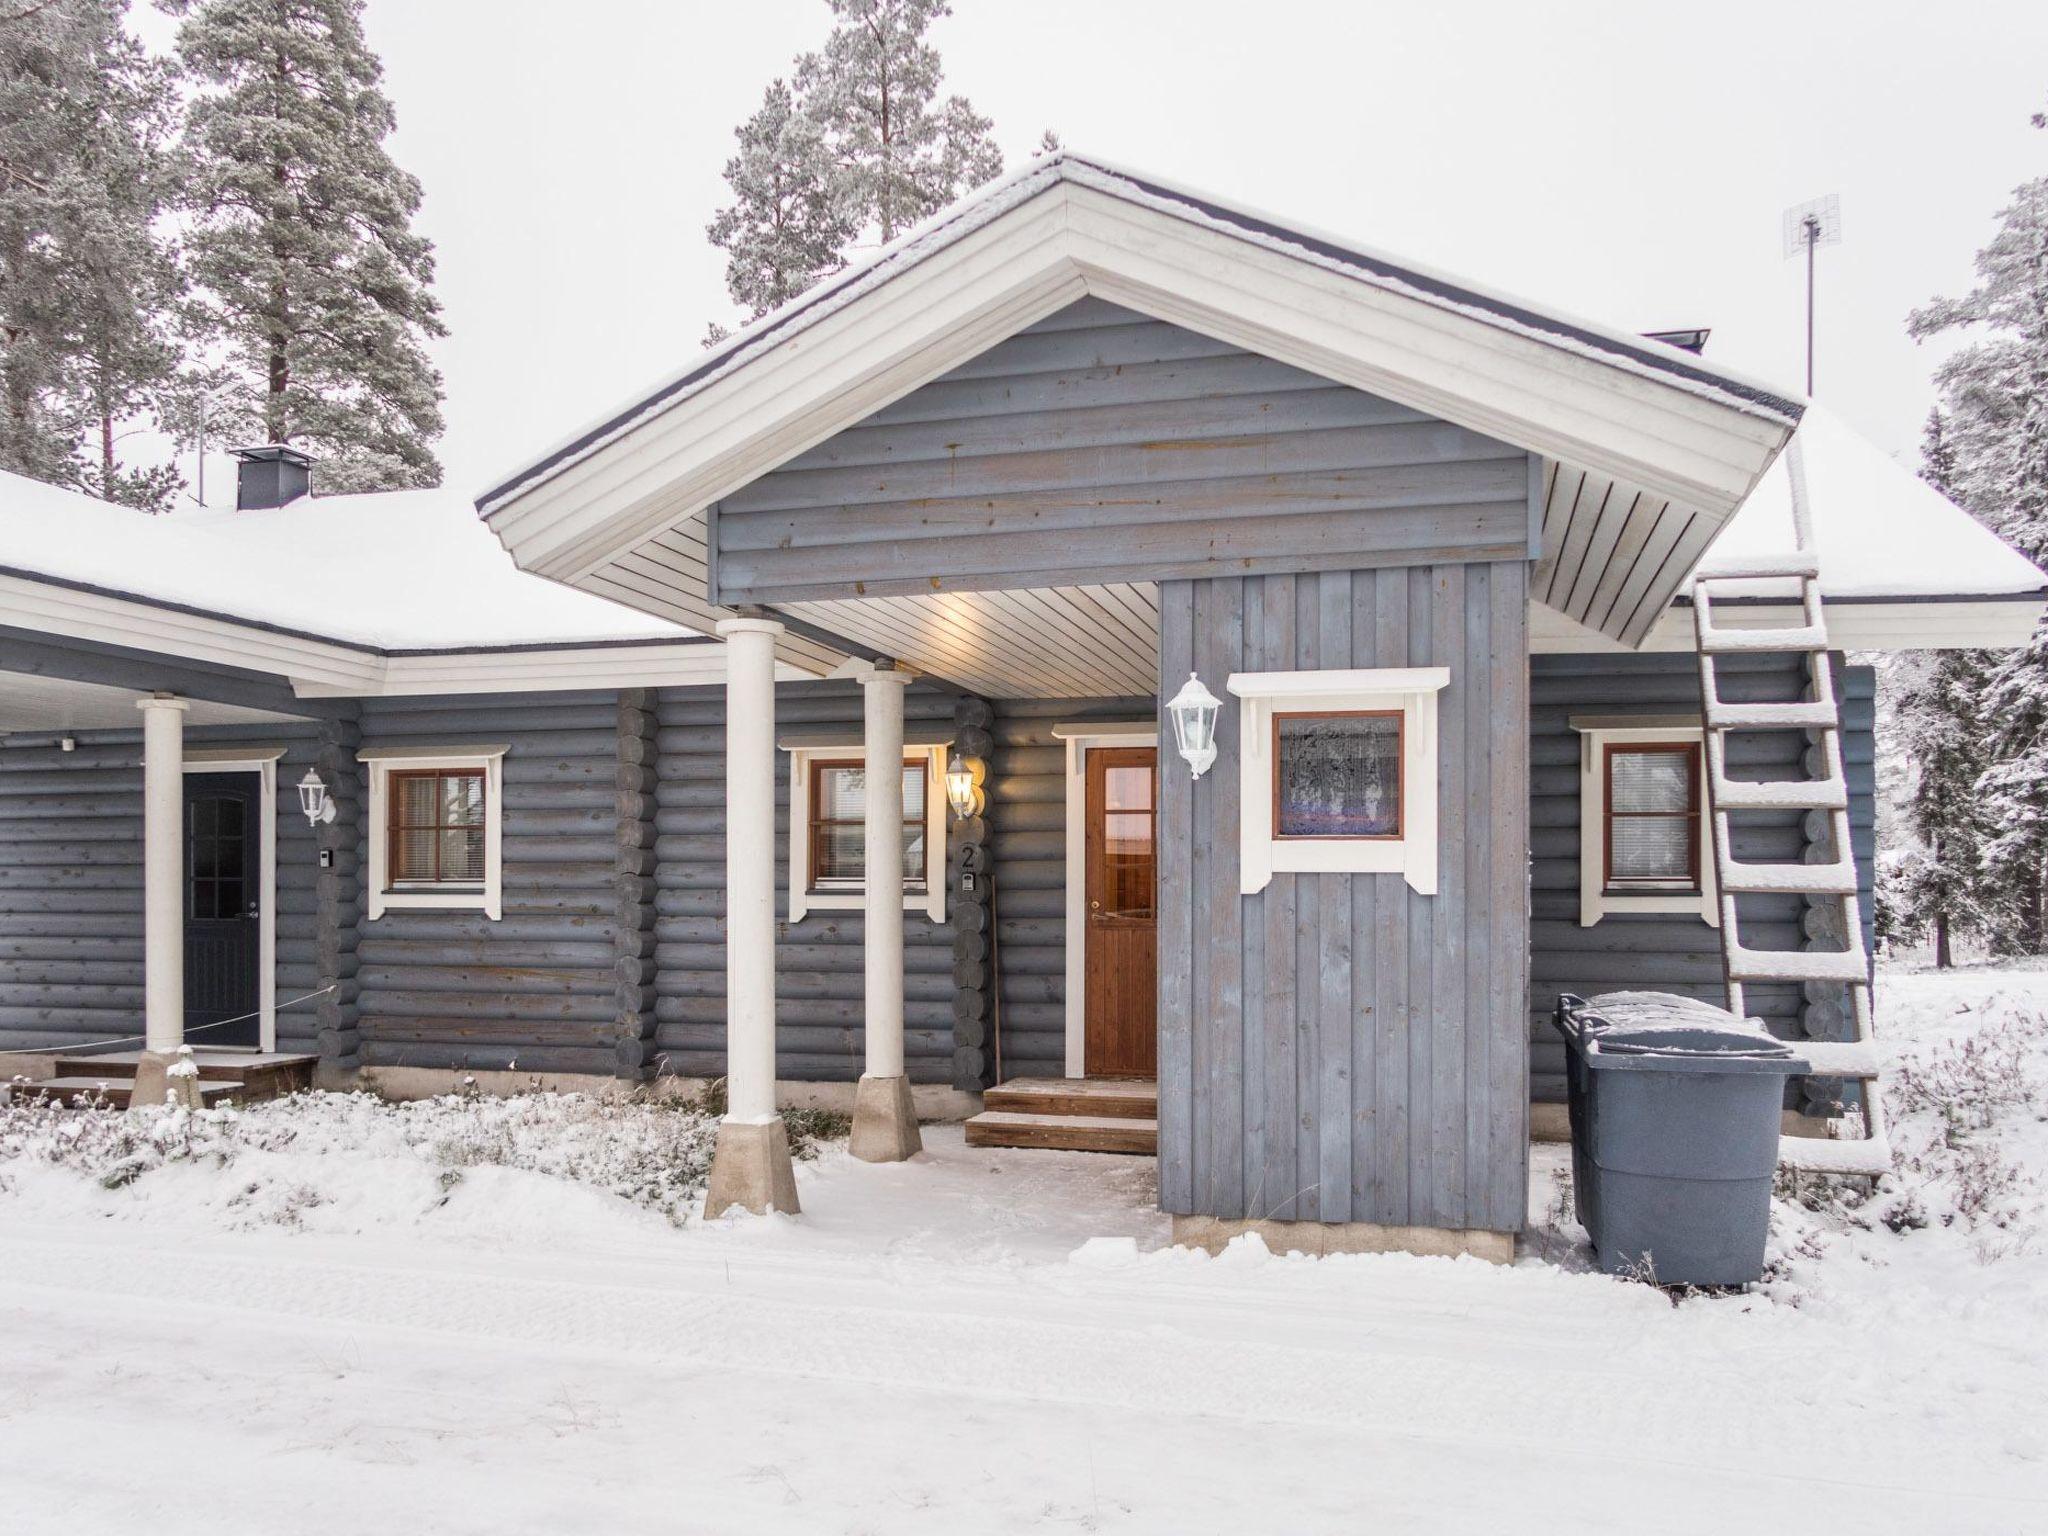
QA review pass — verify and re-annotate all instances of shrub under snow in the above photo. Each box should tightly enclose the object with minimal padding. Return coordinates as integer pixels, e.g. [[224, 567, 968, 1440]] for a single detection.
[[0, 1083, 847, 1230]]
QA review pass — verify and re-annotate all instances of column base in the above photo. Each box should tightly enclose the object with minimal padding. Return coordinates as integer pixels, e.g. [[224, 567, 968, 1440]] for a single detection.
[[1172, 1214, 1512, 1264], [125, 1049, 205, 1112], [849, 1073, 923, 1163], [703, 1117, 801, 1218]]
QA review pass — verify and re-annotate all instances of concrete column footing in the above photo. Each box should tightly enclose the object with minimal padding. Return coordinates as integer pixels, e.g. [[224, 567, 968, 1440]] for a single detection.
[[1173, 1214, 1513, 1264], [703, 1117, 800, 1218], [849, 1073, 923, 1163]]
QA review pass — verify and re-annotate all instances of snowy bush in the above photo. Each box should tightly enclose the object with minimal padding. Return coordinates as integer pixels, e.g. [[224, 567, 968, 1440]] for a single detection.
[[0, 1086, 847, 1229]]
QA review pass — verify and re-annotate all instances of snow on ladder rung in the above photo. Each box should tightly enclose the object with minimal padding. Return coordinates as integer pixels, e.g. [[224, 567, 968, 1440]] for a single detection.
[[1715, 859, 1860, 895], [1710, 776, 1847, 810], [1726, 946, 1869, 983], [1695, 553, 1822, 581], [1778, 1134, 1892, 1177], [1705, 699, 1838, 730], [1697, 624, 1829, 654], [1793, 1040, 1882, 1078]]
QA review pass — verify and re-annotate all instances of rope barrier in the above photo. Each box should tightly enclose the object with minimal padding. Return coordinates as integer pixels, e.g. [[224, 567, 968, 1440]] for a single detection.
[[0, 985, 336, 1061]]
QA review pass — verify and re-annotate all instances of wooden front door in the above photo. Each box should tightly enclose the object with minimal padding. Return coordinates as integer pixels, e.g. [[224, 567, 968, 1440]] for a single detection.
[[1083, 746, 1157, 1077], [184, 772, 261, 1049]]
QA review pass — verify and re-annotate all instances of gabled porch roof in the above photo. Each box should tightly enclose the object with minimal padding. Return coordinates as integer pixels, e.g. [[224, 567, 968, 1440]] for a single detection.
[[479, 153, 1806, 674]]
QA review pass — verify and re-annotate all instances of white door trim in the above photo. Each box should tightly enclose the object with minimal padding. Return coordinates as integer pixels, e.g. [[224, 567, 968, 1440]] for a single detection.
[[180, 755, 278, 1053], [1056, 724, 1158, 1079]]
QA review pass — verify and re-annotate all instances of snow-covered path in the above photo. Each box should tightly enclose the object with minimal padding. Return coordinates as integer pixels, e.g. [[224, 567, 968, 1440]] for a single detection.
[[4, 970, 2046, 1534]]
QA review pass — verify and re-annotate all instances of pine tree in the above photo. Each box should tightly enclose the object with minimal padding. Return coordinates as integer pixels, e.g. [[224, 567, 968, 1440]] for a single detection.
[[798, 0, 1003, 246], [706, 79, 854, 323], [171, 0, 445, 492], [1909, 114, 2048, 953]]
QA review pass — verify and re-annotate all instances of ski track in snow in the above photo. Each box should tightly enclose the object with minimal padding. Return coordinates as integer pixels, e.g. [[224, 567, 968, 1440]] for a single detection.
[[2, 971, 2045, 1533]]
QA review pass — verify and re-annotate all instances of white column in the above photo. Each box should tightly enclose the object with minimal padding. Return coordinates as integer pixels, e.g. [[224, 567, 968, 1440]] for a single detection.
[[138, 695, 188, 1057], [862, 666, 910, 1079], [717, 618, 781, 1123], [703, 618, 799, 1215], [850, 663, 922, 1162]]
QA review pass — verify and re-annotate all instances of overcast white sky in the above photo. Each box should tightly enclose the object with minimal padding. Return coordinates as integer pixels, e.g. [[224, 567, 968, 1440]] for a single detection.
[[140, 0, 2048, 501]]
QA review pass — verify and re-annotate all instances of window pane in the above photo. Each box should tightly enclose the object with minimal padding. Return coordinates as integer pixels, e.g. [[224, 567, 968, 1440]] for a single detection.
[[818, 766, 865, 822], [901, 825, 925, 884], [1275, 714, 1402, 838], [1105, 765, 1152, 813], [397, 775, 439, 825], [394, 826, 437, 882], [1611, 816, 1691, 881], [815, 822, 865, 882], [443, 773, 485, 825], [1611, 749, 1690, 813], [902, 765, 924, 819], [440, 827, 484, 882]]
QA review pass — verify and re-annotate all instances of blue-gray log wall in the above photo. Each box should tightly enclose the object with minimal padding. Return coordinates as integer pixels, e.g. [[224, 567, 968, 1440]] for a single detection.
[[1527, 652, 1875, 1101], [352, 692, 623, 1076], [650, 679, 959, 1084], [1157, 563, 1532, 1236], [709, 298, 1539, 605], [0, 723, 325, 1054]]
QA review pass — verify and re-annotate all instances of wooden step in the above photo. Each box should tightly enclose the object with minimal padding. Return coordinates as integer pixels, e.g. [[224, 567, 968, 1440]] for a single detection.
[[13, 1076, 243, 1110], [983, 1077, 1157, 1121], [1705, 698, 1838, 731], [1695, 552, 1821, 581], [1710, 775, 1847, 811], [1697, 623, 1828, 654], [964, 1110, 1158, 1155], [51, 1052, 315, 1101], [1779, 1133, 1891, 1177]]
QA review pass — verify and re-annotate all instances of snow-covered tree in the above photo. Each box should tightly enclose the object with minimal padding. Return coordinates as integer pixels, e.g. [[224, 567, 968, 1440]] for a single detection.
[[1909, 115, 2048, 953], [798, 0, 1003, 246], [171, 0, 445, 492], [706, 78, 854, 322]]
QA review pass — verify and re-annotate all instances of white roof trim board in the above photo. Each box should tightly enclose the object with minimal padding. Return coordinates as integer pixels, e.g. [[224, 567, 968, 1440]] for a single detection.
[[478, 153, 1804, 649]]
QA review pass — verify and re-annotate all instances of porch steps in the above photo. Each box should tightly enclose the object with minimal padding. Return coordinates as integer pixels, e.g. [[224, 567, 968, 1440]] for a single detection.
[[5, 1049, 316, 1110], [1691, 435, 1890, 1181], [965, 1077, 1158, 1155]]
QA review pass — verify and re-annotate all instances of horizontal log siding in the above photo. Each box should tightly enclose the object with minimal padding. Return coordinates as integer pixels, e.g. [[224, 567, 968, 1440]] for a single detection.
[[713, 297, 1536, 604], [1158, 565, 1531, 1235], [1526, 653, 1876, 1102], [352, 692, 622, 1075], [650, 680, 959, 1084], [986, 696, 1155, 1081], [0, 722, 323, 1054]]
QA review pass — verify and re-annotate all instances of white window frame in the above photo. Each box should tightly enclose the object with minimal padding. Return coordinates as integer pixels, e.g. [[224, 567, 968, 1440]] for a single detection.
[[361, 744, 507, 921], [1570, 716, 1718, 928], [786, 744, 947, 924], [1228, 667, 1450, 896]]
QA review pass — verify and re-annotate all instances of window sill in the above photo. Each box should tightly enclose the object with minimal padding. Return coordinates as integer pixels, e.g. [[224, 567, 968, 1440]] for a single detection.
[[795, 888, 941, 919], [372, 889, 496, 917]]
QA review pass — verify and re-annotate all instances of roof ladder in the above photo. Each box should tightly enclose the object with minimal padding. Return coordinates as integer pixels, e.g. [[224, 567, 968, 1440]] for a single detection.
[[1691, 439, 1890, 1179]]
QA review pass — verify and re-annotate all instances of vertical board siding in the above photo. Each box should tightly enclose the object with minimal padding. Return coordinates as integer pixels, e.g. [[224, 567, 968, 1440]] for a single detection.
[[985, 696, 1155, 1083], [0, 722, 323, 1054], [353, 692, 622, 1075], [1525, 654, 1877, 1101], [651, 680, 959, 1084], [712, 297, 1539, 603], [1157, 561, 1531, 1234]]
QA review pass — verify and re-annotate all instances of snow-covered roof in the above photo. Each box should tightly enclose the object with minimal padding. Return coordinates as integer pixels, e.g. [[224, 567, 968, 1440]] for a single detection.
[[1702, 403, 2047, 602], [0, 469, 688, 651]]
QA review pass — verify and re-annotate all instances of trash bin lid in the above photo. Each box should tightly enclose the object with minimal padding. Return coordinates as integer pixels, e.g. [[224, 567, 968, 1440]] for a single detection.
[[1573, 991, 1808, 1072]]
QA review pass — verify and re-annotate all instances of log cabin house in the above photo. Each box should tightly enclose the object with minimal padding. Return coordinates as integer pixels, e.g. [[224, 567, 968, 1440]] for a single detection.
[[2, 156, 2042, 1257]]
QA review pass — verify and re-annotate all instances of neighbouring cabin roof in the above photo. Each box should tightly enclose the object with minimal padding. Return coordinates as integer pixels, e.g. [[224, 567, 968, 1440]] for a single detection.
[[0, 469, 690, 653]]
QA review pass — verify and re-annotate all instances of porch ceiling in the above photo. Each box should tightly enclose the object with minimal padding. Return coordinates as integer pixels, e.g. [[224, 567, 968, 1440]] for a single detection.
[[0, 671, 304, 733]]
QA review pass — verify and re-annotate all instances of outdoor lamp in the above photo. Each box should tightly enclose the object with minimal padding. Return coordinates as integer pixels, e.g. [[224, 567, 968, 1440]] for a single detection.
[[1166, 672, 1223, 780], [945, 751, 982, 820], [297, 767, 337, 826]]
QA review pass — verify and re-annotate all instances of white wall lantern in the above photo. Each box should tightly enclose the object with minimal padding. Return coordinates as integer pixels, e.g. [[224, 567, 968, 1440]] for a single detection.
[[1166, 672, 1223, 780], [296, 767, 336, 827], [945, 751, 983, 820]]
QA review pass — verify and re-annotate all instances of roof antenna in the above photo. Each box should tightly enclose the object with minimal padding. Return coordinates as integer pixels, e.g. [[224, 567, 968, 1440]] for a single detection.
[[1781, 194, 1841, 396]]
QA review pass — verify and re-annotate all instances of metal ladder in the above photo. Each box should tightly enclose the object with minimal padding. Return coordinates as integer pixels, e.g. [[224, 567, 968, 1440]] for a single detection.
[[1690, 441, 1890, 1178]]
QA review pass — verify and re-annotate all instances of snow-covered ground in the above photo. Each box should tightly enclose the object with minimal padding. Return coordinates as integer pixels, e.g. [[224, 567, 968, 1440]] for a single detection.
[[3, 970, 2045, 1535]]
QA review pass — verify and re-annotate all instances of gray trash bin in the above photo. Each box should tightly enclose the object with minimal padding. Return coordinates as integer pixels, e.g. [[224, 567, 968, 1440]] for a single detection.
[[1555, 992, 1809, 1287]]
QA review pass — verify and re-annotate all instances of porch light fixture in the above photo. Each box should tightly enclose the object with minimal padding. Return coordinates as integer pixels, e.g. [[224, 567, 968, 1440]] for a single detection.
[[296, 767, 337, 827], [945, 751, 982, 820], [1166, 672, 1223, 780]]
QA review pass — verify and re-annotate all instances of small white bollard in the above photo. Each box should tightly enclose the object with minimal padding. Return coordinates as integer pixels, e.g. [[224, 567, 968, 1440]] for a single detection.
[[164, 1044, 205, 1111]]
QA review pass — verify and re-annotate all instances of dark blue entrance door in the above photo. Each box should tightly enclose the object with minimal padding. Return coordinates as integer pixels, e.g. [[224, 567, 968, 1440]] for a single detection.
[[184, 771, 261, 1048]]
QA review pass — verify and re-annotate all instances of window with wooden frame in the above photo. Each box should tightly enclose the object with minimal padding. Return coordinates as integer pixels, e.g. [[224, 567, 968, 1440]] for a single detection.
[[806, 758, 930, 895], [360, 745, 506, 921], [1571, 719, 1716, 928], [1602, 743, 1701, 892], [1271, 709, 1404, 841], [387, 768, 488, 888]]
